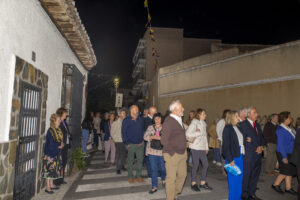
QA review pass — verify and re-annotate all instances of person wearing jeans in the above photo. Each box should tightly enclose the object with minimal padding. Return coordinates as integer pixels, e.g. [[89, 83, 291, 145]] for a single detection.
[[81, 117, 92, 155], [122, 105, 145, 184], [143, 106, 158, 179], [186, 108, 212, 192], [144, 113, 166, 194]]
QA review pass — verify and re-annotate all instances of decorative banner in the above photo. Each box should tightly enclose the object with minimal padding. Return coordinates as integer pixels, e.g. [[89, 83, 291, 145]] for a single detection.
[[144, 0, 159, 71], [115, 93, 123, 108]]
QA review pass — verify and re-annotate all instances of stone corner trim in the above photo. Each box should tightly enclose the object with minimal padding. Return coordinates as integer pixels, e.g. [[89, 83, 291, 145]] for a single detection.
[[40, 0, 97, 70]]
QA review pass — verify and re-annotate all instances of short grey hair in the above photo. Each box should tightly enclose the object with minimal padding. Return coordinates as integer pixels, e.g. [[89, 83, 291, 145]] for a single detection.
[[246, 106, 255, 116], [238, 107, 247, 116], [169, 100, 181, 112]]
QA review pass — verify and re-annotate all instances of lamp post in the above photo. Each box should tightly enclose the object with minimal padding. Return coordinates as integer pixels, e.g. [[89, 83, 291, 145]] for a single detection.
[[113, 76, 120, 111]]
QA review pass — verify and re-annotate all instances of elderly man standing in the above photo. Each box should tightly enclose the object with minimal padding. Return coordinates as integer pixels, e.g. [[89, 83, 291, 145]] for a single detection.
[[122, 105, 145, 184], [111, 109, 127, 175], [239, 106, 264, 200], [161, 100, 187, 200]]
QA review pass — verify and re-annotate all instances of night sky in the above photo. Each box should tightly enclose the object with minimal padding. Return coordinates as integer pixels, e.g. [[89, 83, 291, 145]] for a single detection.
[[76, 0, 300, 100]]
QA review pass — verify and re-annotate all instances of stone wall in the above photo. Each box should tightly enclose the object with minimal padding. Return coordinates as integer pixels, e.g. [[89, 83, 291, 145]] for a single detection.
[[0, 56, 49, 199], [0, 141, 17, 200]]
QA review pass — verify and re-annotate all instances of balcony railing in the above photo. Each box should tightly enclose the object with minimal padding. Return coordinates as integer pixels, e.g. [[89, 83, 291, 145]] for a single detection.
[[132, 58, 146, 79], [132, 39, 146, 64]]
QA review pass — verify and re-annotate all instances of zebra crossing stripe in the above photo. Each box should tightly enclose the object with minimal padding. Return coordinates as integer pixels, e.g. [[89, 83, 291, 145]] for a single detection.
[[89, 160, 106, 164], [82, 170, 148, 180], [75, 185, 210, 200], [75, 179, 151, 192], [87, 166, 115, 171]]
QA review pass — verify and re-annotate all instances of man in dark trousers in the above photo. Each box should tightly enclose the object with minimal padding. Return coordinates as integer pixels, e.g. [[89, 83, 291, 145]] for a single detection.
[[239, 106, 264, 200], [263, 114, 278, 176], [122, 105, 145, 184]]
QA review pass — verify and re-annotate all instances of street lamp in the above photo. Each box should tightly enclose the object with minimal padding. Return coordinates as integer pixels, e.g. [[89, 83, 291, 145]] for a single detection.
[[113, 76, 120, 92]]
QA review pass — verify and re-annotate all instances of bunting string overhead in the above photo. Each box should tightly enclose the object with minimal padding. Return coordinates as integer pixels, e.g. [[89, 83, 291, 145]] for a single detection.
[[144, 0, 159, 71]]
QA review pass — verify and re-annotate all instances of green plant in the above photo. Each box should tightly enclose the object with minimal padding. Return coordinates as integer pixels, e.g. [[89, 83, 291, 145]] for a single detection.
[[69, 148, 87, 169]]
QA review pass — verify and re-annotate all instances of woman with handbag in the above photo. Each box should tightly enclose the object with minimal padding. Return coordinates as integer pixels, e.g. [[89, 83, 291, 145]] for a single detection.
[[42, 113, 64, 194], [144, 113, 166, 194]]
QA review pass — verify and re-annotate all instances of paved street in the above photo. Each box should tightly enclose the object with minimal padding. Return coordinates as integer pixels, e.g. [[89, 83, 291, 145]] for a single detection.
[[62, 150, 298, 200]]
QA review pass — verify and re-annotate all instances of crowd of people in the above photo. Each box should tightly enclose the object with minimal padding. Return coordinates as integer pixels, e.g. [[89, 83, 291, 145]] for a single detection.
[[41, 101, 300, 200]]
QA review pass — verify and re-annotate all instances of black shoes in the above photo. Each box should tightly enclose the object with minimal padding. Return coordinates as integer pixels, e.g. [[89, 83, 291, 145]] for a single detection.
[[45, 189, 54, 194], [191, 184, 200, 192], [248, 194, 262, 200], [149, 188, 158, 194], [271, 185, 284, 194], [116, 170, 121, 174], [199, 183, 213, 190], [285, 188, 297, 195]]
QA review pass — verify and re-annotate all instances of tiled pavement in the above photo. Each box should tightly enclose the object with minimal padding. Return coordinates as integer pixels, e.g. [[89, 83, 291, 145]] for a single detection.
[[35, 150, 298, 200]]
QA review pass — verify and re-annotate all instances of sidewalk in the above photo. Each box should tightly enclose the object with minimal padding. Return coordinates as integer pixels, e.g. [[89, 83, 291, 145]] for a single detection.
[[33, 171, 81, 200], [33, 148, 97, 200]]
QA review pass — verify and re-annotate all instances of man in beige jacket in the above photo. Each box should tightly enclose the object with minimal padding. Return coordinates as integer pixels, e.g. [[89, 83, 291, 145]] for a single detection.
[[111, 109, 127, 174]]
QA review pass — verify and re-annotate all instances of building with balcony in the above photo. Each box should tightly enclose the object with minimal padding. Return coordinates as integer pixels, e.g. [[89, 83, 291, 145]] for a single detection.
[[131, 27, 268, 108]]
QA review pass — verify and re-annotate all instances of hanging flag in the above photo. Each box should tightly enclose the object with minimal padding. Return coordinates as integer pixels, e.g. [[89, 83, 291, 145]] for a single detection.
[[150, 34, 155, 41], [149, 27, 154, 34], [144, 0, 148, 8]]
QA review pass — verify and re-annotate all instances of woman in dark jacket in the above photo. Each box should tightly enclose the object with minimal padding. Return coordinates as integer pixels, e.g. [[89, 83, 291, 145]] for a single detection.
[[272, 112, 297, 195], [222, 111, 244, 200], [42, 113, 64, 194], [290, 127, 300, 200], [54, 108, 70, 185]]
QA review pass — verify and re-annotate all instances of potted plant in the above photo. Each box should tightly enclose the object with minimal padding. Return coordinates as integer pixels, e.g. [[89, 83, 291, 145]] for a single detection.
[[69, 148, 87, 173]]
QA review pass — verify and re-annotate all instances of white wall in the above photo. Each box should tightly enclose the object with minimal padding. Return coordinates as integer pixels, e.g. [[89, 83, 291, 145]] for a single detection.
[[0, 0, 88, 141]]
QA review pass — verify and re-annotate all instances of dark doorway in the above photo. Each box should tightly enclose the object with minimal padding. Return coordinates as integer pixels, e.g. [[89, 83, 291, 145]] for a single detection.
[[62, 64, 84, 150], [13, 81, 41, 200]]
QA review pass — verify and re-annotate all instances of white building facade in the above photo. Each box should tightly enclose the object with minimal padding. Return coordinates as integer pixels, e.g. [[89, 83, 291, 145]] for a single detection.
[[0, 0, 96, 199]]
